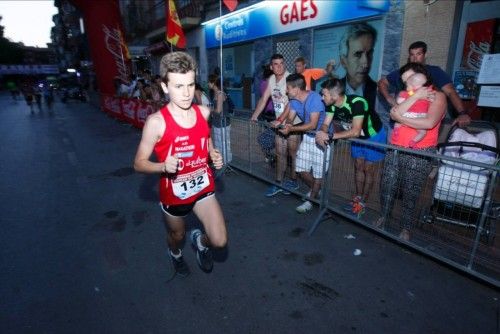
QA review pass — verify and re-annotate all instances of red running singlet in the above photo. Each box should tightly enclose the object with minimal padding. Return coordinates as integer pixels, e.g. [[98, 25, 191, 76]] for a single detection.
[[154, 104, 215, 206]]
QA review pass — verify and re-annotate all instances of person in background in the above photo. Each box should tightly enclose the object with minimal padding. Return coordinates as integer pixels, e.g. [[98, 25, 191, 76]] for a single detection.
[[258, 64, 275, 122], [43, 82, 54, 112], [375, 62, 446, 241], [116, 74, 136, 98], [7, 81, 19, 100], [140, 83, 154, 102], [316, 78, 386, 218], [378, 41, 471, 128], [194, 83, 211, 108], [278, 73, 328, 213], [113, 77, 123, 97], [208, 74, 232, 163], [131, 79, 144, 99], [393, 72, 430, 148], [251, 54, 300, 197], [143, 69, 152, 85], [151, 74, 168, 105], [294, 56, 335, 91], [21, 80, 35, 113]]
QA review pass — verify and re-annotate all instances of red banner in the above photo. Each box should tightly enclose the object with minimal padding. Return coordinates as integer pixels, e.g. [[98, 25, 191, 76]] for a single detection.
[[101, 95, 123, 120], [101, 95, 156, 129], [136, 100, 156, 128], [70, 0, 131, 95]]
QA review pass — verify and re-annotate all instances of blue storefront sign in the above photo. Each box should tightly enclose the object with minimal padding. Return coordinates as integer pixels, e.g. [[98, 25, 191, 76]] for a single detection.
[[204, 0, 390, 48]]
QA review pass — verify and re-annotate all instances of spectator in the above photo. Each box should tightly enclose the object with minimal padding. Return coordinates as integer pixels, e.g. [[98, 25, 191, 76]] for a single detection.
[[143, 69, 152, 84], [131, 79, 144, 99], [194, 83, 211, 107], [316, 78, 386, 218], [278, 73, 328, 213], [21, 81, 35, 113], [42, 82, 54, 112], [393, 72, 430, 148], [140, 83, 154, 102], [374, 62, 446, 241], [151, 74, 167, 105], [294, 56, 335, 91], [115, 74, 135, 98], [378, 41, 471, 128], [251, 54, 300, 197], [258, 64, 275, 122], [208, 74, 232, 163]]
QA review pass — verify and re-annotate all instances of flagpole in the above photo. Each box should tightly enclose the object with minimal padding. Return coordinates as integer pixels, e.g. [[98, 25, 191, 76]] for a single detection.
[[219, 0, 223, 92], [219, 0, 226, 163], [168, 0, 173, 52], [216, 0, 237, 178]]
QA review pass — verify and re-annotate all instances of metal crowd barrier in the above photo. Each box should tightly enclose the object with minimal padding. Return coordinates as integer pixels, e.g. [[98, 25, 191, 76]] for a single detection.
[[221, 116, 499, 287]]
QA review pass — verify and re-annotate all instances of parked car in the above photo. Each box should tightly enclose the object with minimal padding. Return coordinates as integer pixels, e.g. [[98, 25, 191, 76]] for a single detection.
[[61, 85, 88, 103]]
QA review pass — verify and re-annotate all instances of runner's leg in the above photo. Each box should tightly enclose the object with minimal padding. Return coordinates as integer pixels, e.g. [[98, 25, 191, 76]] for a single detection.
[[162, 213, 186, 251], [193, 195, 227, 248]]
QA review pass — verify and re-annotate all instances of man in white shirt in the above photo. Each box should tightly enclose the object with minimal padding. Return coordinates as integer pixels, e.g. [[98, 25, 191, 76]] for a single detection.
[[251, 54, 300, 197]]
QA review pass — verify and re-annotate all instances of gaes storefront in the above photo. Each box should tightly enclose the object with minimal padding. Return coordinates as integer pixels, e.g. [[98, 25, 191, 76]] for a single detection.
[[202, 0, 391, 110]]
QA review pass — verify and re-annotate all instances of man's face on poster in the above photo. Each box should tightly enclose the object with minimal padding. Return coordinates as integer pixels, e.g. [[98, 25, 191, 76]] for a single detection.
[[341, 34, 374, 89]]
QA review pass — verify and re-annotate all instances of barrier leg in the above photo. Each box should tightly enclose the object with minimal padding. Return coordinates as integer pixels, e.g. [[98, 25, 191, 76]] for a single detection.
[[309, 142, 335, 236]]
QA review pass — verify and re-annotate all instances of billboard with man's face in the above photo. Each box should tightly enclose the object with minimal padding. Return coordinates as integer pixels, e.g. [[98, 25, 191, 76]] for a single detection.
[[312, 19, 384, 91]]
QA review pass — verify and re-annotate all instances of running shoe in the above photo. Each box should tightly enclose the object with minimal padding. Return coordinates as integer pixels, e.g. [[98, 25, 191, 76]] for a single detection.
[[265, 185, 283, 197], [283, 179, 299, 192], [350, 199, 366, 218], [342, 195, 363, 212], [296, 200, 313, 213], [170, 251, 190, 277], [190, 229, 213, 273]]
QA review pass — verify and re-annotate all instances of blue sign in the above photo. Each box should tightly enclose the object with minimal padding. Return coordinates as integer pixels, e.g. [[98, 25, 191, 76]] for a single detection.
[[204, 0, 390, 48]]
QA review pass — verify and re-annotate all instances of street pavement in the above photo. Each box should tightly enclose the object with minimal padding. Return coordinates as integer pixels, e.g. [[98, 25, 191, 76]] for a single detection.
[[0, 92, 499, 334]]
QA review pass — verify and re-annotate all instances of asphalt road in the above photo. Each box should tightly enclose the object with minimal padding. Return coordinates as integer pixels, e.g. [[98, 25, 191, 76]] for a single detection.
[[0, 92, 499, 334]]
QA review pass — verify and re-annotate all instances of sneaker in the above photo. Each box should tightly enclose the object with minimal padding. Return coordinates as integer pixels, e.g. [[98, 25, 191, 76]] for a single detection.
[[350, 200, 366, 218], [170, 252, 190, 277], [265, 185, 283, 197], [190, 229, 213, 273], [283, 179, 299, 192], [296, 200, 313, 213], [302, 190, 322, 201], [342, 195, 362, 212]]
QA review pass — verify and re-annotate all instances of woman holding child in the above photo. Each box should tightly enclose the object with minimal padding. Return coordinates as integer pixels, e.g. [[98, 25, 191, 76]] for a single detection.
[[375, 62, 447, 241]]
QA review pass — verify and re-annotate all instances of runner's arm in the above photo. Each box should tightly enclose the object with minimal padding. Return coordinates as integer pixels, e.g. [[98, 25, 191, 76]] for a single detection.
[[134, 113, 178, 174]]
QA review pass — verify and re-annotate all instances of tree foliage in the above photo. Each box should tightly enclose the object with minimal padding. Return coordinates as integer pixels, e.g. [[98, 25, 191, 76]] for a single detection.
[[0, 15, 24, 64]]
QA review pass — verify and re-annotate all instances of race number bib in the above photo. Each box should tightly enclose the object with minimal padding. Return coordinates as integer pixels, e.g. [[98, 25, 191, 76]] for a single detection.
[[274, 102, 285, 115], [172, 168, 209, 200]]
